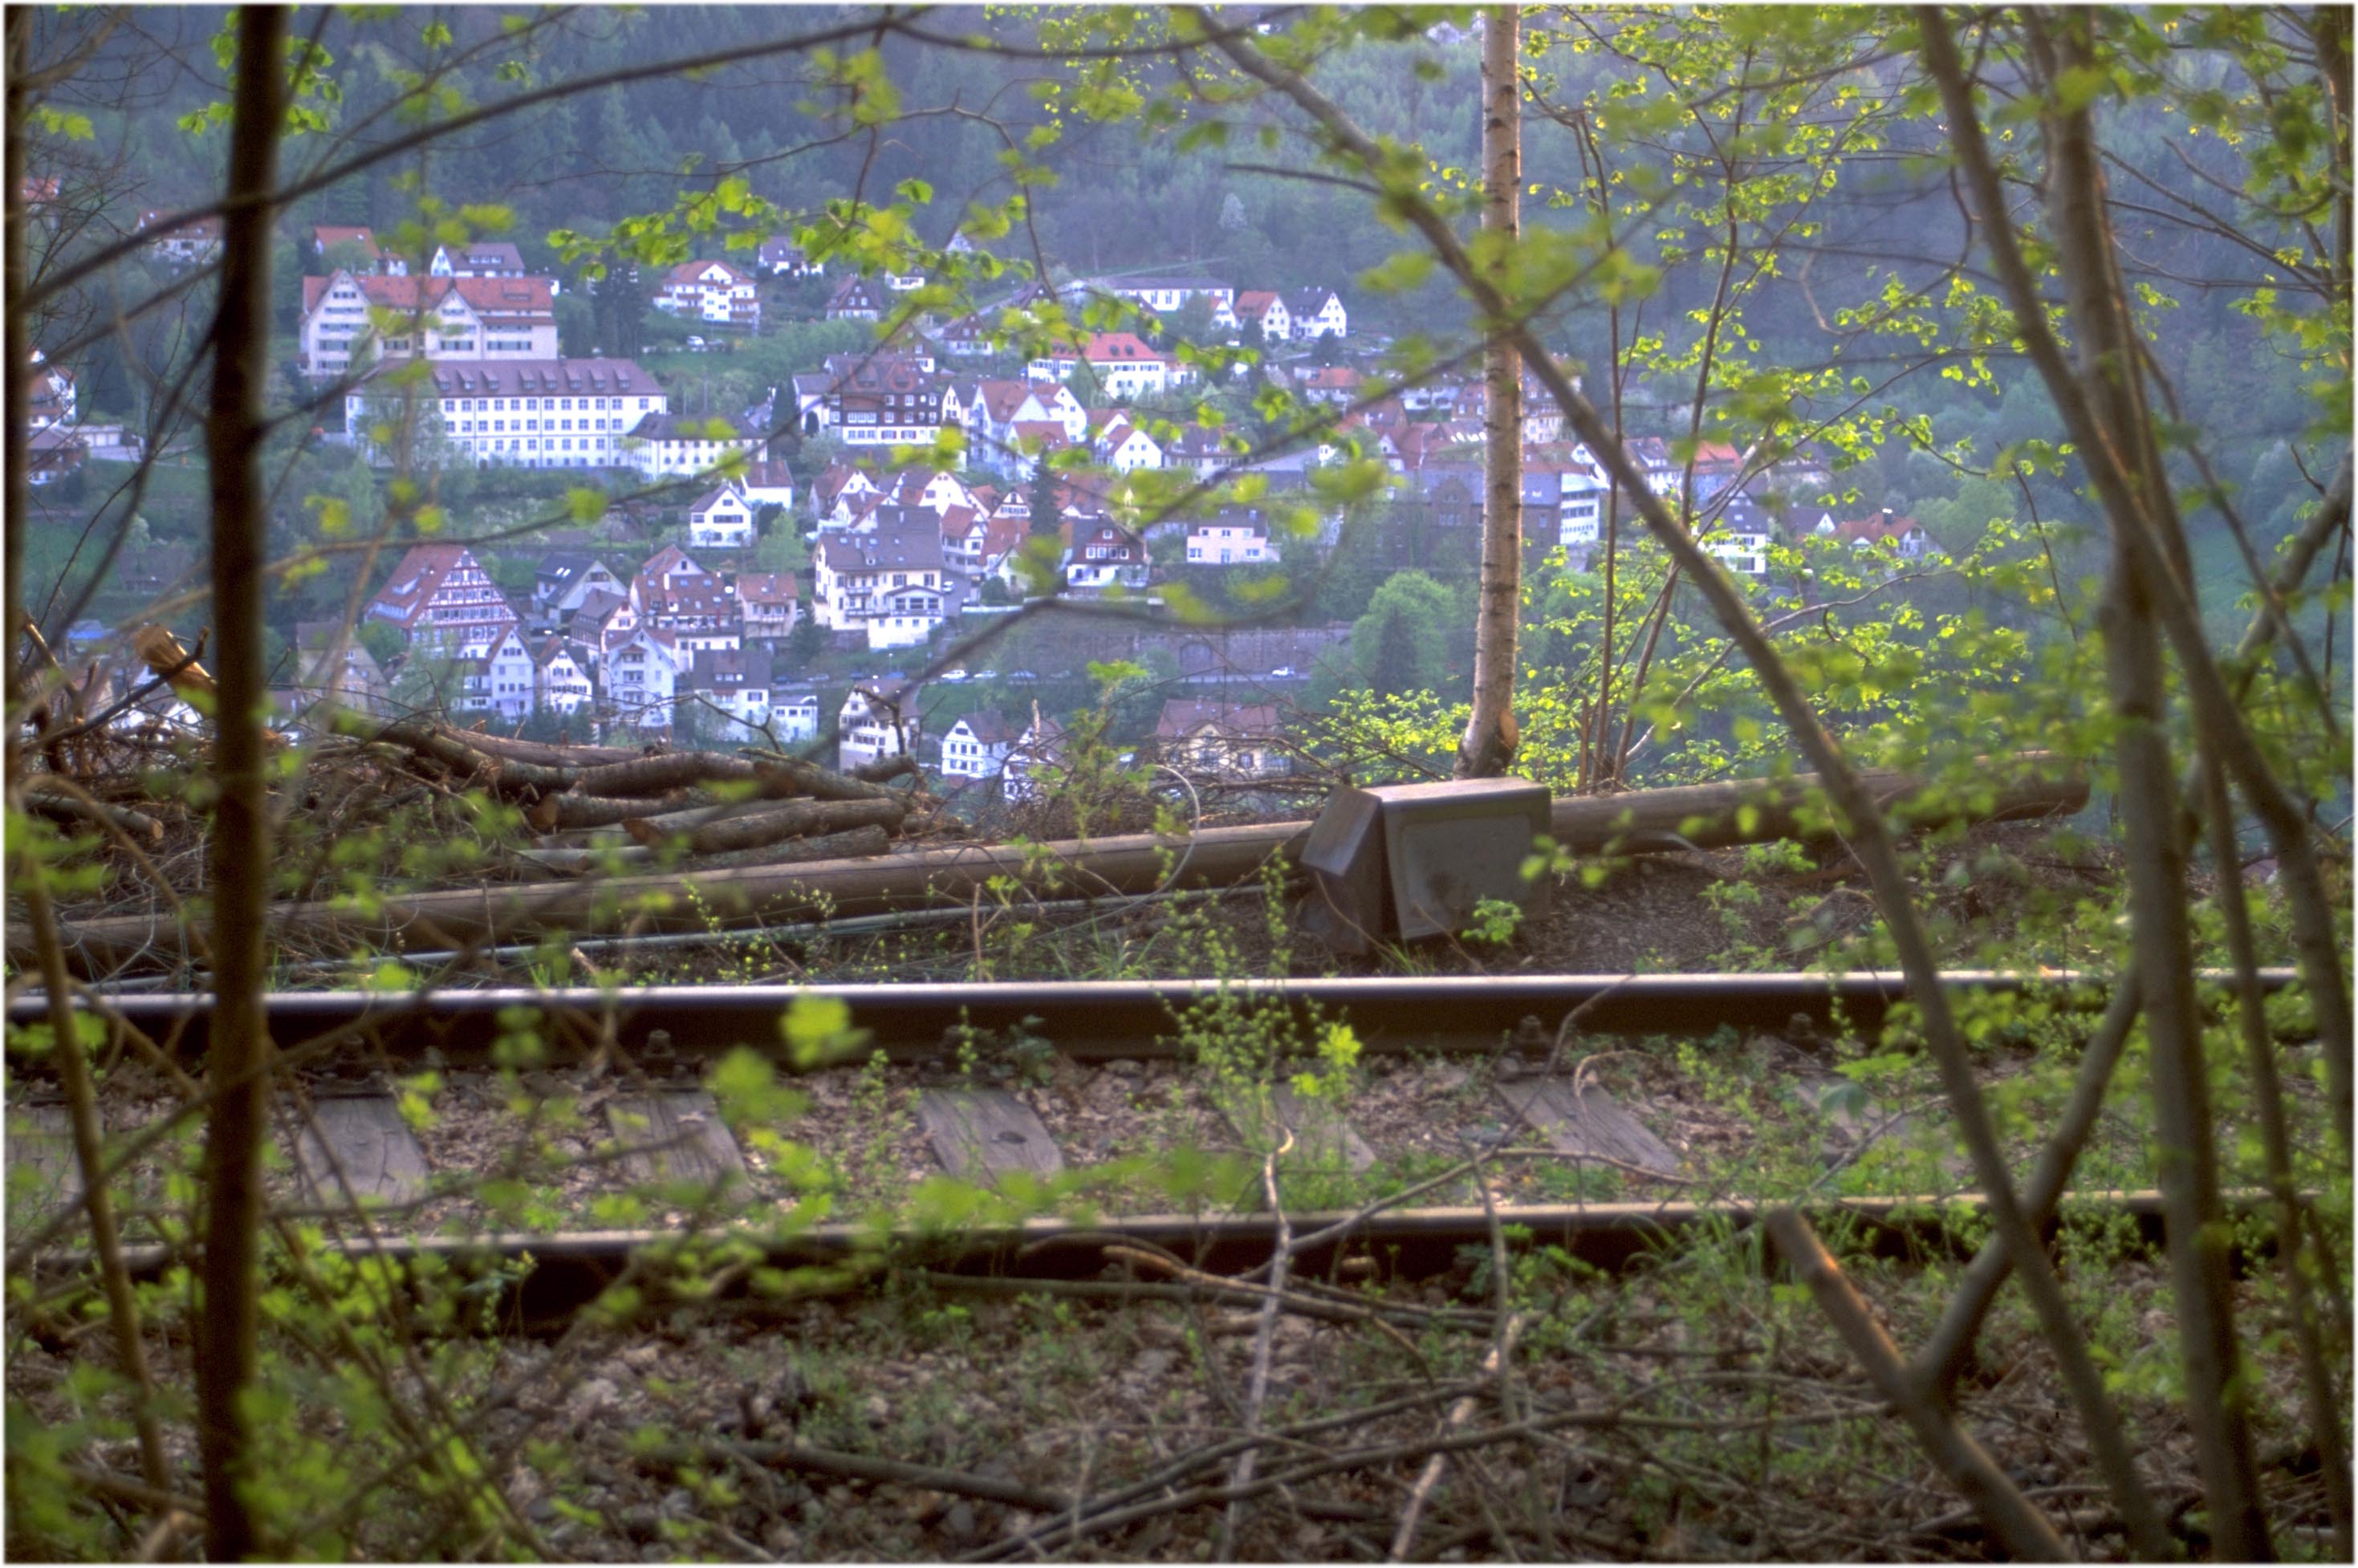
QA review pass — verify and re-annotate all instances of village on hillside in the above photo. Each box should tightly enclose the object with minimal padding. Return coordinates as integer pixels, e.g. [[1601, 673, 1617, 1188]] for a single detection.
[[28, 209, 1930, 799]]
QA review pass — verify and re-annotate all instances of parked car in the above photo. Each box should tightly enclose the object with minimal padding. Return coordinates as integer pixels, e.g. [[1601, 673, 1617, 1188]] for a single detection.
[[1270, 666, 1297, 678], [1008, 669, 1039, 682], [939, 668, 970, 682], [685, 335, 705, 348]]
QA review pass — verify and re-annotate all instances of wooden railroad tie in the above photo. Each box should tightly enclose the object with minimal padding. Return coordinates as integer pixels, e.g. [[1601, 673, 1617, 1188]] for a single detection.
[[292, 1095, 430, 1208], [1495, 1076, 1681, 1177], [606, 1091, 748, 1188], [917, 1088, 1064, 1183]]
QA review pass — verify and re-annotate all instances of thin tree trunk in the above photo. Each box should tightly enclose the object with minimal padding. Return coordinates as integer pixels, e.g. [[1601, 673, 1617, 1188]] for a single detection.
[[1458, 4, 1522, 778], [1766, 1209, 2068, 1560], [196, 8, 287, 1559], [2203, 763, 2352, 1557], [5, 10, 30, 697], [1919, 477, 2353, 1395], [20, 871, 173, 1497], [1921, 8, 2351, 1155], [1203, 28, 2171, 1552], [2037, 11, 2270, 1550]]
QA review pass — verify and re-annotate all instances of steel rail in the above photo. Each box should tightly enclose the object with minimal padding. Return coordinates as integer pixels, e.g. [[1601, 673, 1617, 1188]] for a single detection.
[[45, 1188, 2262, 1330], [3, 969, 2299, 1068]]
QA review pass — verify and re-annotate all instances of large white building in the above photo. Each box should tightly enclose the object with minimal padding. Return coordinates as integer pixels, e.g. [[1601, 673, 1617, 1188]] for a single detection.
[[301, 270, 559, 380], [656, 259, 759, 327], [346, 357, 665, 469]]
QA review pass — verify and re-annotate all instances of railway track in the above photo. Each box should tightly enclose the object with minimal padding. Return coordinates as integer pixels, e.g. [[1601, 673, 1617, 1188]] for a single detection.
[[6, 969, 2307, 1328]]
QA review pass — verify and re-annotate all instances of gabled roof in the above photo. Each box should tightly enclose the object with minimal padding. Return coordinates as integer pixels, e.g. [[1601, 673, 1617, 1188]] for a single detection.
[[1084, 332, 1161, 364], [369, 544, 516, 628], [1283, 286, 1339, 316], [827, 274, 888, 311], [974, 378, 1038, 423], [951, 709, 1018, 745], [1234, 290, 1283, 315], [666, 258, 753, 288], [536, 550, 612, 585], [689, 484, 748, 514], [304, 271, 555, 323], [312, 224, 380, 258], [640, 543, 705, 579], [440, 241, 526, 271], [736, 571, 799, 603]]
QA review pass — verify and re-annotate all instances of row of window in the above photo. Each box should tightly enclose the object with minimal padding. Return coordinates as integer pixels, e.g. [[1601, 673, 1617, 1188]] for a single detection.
[[443, 396, 649, 412], [453, 417, 623, 435]]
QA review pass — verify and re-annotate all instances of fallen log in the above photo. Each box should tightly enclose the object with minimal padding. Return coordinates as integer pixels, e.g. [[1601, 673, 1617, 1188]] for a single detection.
[[19, 779, 165, 842], [744, 751, 913, 803], [620, 796, 907, 855], [531, 789, 701, 834], [30, 758, 2086, 968], [329, 712, 577, 794], [514, 824, 896, 877], [448, 729, 643, 768], [566, 751, 762, 797]]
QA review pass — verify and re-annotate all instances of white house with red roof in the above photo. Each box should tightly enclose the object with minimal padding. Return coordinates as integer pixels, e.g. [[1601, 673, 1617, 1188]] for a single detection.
[[656, 259, 759, 327], [1028, 333, 1179, 399], [300, 270, 558, 379], [1232, 291, 1291, 340], [634, 544, 707, 595], [735, 460, 796, 512], [367, 544, 519, 654]]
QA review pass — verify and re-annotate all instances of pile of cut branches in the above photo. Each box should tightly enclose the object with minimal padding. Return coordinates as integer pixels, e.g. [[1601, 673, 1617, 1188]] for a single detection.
[[323, 709, 959, 876]]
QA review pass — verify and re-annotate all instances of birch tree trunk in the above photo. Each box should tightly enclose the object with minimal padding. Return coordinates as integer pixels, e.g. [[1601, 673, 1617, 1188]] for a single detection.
[[196, 7, 287, 1558], [1458, 4, 1522, 778]]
